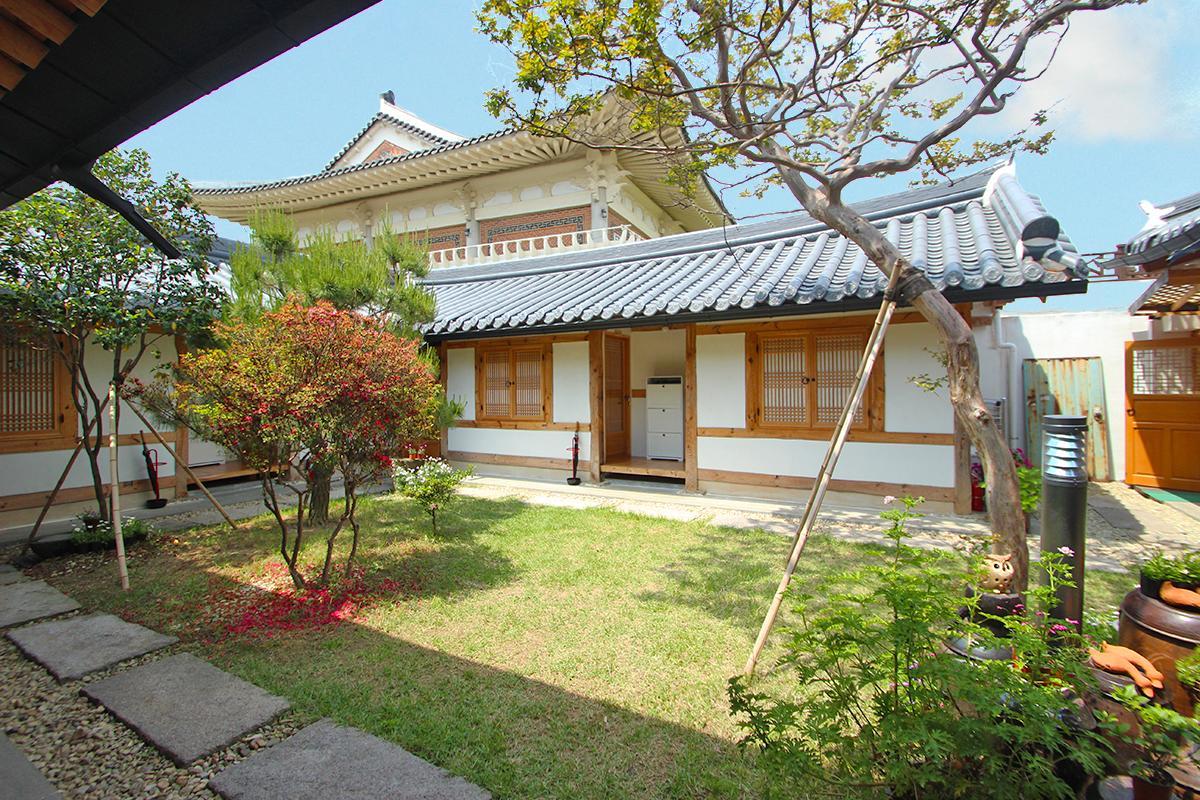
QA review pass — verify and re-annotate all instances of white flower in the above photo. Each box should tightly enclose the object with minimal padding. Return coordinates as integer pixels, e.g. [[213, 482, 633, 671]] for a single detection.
[[883, 495, 897, 505], [1057, 546, 1075, 557]]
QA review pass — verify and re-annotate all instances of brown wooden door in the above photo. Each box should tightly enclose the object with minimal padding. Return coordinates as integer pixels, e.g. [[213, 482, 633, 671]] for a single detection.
[[1126, 340, 1200, 491], [604, 334, 630, 459]]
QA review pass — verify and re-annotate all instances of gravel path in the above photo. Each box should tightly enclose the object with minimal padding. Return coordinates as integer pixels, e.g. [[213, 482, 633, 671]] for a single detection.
[[0, 626, 306, 799]]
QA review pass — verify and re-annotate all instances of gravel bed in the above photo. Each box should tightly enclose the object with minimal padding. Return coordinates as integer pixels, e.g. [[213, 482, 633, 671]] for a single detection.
[[0, 631, 306, 799]]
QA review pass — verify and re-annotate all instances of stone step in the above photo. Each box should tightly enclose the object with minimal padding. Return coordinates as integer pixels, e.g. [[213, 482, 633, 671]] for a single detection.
[[7, 613, 177, 681], [209, 719, 490, 800], [0, 732, 62, 800], [83, 653, 290, 766], [0, 580, 79, 628], [0, 564, 27, 586]]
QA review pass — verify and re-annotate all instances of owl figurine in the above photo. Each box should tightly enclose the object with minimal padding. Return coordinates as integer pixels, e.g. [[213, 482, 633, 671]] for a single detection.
[[979, 554, 1014, 594]]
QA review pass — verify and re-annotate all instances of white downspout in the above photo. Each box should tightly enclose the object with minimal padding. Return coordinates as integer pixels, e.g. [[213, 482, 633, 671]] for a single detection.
[[991, 309, 1021, 453]]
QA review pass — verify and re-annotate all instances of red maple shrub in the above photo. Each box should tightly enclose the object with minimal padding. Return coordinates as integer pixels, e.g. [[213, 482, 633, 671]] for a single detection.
[[165, 299, 441, 588]]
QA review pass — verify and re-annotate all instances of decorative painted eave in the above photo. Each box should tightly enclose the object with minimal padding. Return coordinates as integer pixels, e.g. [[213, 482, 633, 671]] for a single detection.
[[323, 113, 456, 171], [421, 165, 1088, 340], [192, 124, 728, 233]]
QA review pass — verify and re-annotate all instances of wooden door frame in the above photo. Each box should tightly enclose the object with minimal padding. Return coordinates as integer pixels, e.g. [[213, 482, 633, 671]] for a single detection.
[[602, 332, 631, 460], [1125, 337, 1200, 490]]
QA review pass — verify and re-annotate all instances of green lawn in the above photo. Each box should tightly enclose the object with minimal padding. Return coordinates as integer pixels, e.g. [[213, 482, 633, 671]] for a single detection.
[[42, 494, 1136, 799]]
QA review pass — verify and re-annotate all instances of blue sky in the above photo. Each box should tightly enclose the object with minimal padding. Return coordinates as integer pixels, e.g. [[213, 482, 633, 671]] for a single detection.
[[127, 0, 1199, 313]]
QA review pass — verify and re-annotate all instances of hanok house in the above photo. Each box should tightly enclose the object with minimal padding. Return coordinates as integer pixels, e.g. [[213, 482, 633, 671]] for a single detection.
[[421, 165, 1087, 514], [1100, 191, 1200, 492]]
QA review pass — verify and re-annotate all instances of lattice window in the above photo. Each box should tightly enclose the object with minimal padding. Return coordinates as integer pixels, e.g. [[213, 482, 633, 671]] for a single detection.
[[1132, 345, 1200, 396], [753, 327, 880, 431], [1, 330, 61, 437], [760, 335, 809, 425], [482, 351, 511, 417], [814, 331, 868, 425], [477, 345, 547, 420], [513, 349, 543, 418]]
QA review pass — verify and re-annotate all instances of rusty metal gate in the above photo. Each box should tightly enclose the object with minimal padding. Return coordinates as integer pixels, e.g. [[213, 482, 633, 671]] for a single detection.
[[1023, 357, 1112, 481]]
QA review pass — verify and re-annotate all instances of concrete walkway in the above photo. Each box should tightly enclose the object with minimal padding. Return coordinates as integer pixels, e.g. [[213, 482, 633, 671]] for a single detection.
[[460, 475, 1197, 571], [0, 569, 491, 799]]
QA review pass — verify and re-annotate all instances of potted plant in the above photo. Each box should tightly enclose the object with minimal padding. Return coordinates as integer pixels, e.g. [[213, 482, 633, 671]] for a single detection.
[[1141, 551, 1200, 601], [1108, 683, 1200, 799]]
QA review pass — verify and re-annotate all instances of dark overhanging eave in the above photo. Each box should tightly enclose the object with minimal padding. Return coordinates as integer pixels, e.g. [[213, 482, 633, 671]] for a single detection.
[[423, 280, 1087, 343]]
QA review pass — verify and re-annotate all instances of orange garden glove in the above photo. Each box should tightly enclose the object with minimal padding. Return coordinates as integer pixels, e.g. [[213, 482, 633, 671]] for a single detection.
[[1089, 644, 1165, 697], [1160, 581, 1200, 610]]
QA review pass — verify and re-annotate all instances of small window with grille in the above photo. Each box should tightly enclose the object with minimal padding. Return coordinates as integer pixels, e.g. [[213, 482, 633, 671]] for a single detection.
[[1131, 344, 1199, 397], [476, 344, 548, 421], [752, 328, 879, 431]]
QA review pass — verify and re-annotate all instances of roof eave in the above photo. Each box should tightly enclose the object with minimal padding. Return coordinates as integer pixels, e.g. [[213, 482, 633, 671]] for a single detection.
[[424, 279, 1087, 342]]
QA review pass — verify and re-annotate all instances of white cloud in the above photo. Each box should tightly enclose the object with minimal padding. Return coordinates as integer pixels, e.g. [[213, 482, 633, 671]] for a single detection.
[[999, 1, 1195, 142]]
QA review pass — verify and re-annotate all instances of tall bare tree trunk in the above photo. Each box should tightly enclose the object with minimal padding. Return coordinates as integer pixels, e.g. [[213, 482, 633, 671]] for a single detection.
[[772, 163, 1028, 588]]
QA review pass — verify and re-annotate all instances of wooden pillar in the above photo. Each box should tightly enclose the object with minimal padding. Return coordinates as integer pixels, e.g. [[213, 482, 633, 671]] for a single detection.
[[953, 414, 972, 515], [588, 331, 604, 483], [684, 323, 698, 492], [174, 335, 189, 498], [438, 342, 449, 460]]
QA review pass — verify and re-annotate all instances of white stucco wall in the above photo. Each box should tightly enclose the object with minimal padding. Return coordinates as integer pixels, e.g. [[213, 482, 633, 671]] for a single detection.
[[695, 333, 746, 428], [446, 347, 476, 421], [447, 428, 590, 461], [976, 310, 1152, 481], [697, 437, 955, 487], [883, 323, 953, 434], [629, 329, 686, 457], [552, 341, 590, 423]]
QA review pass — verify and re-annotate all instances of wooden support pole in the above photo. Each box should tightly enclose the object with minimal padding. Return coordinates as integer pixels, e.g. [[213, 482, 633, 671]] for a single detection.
[[587, 331, 603, 483], [684, 323, 698, 492], [109, 384, 130, 591], [125, 401, 237, 529], [744, 292, 899, 678], [20, 425, 90, 556]]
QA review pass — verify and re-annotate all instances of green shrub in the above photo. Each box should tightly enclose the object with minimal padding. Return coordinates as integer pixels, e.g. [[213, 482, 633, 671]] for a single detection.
[[69, 516, 154, 548], [1176, 649, 1200, 690], [1106, 683, 1200, 784], [393, 458, 472, 532], [728, 497, 1113, 799], [1141, 551, 1200, 585], [1016, 465, 1042, 514]]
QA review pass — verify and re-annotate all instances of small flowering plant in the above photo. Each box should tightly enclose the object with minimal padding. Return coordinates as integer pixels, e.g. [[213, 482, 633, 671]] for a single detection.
[[393, 458, 472, 533], [729, 497, 1114, 799]]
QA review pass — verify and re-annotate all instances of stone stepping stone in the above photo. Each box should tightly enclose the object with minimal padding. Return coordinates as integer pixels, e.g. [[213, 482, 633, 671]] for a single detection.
[[0, 581, 79, 628], [0, 564, 27, 586], [7, 613, 177, 681], [0, 731, 62, 799], [83, 653, 289, 766], [210, 719, 491, 800]]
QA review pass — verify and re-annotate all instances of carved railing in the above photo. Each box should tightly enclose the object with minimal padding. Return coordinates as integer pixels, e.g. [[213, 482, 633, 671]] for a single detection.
[[429, 224, 645, 267]]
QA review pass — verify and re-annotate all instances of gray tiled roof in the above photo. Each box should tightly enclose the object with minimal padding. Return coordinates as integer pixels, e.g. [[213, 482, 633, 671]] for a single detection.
[[1104, 190, 1200, 269], [422, 165, 1084, 338]]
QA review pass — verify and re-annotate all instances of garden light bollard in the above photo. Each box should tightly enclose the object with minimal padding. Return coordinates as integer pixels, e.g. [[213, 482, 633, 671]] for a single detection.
[[1040, 414, 1088, 628]]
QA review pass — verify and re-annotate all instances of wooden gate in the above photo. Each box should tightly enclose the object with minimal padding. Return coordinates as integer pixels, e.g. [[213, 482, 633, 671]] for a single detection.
[[1023, 357, 1112, 481], [1126, 340, 1200, 491], [603, 334, 630, 459]]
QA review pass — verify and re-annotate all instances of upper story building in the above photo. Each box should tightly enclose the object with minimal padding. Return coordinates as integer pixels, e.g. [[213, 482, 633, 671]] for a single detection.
[[194, 92, 729, 266]]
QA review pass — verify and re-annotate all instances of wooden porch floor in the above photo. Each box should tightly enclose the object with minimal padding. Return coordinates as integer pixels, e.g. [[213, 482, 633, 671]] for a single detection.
[[600, 456, 686, 479]]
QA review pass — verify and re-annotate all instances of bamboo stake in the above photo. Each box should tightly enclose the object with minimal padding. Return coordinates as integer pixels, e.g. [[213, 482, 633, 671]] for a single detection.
[[109, 384, 130, 591], [743, 273, 903, 678], [124, 401, 238, 529], [20, 414, 99, 556]]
